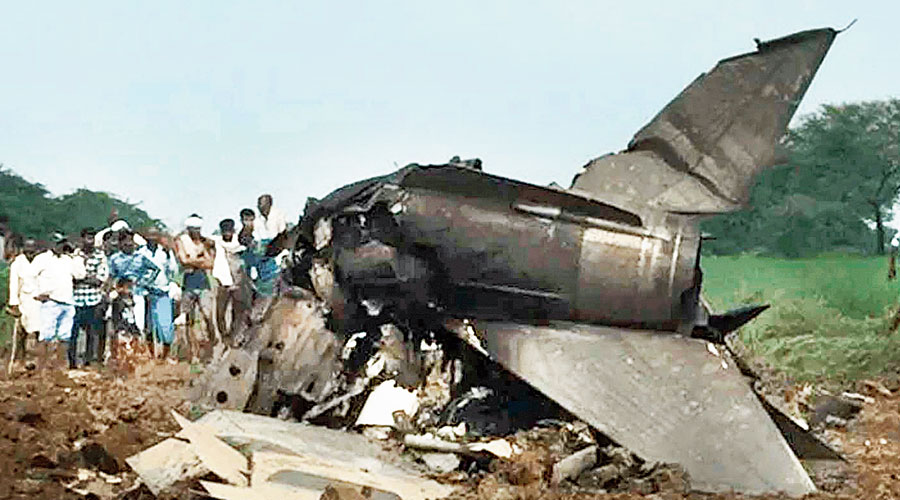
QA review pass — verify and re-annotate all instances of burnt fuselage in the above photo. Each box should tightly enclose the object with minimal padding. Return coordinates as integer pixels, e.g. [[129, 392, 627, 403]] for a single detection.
[[291, 164, 702, 333]]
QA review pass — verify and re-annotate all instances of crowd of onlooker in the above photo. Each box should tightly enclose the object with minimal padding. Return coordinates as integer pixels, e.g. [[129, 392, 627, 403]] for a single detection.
[[2, 194, 289, 369]]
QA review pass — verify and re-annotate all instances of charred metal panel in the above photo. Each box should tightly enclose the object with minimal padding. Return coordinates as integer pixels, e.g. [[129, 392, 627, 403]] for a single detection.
[[400, 165, 642, 227], [574, 211, 699, 327], [573, 28, 836, 213], [477, 321, 816, 495], [392, 189, 583, 320]]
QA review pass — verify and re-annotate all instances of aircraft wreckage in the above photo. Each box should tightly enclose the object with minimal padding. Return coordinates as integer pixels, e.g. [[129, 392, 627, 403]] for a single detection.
[[194, 27, 839, 495]]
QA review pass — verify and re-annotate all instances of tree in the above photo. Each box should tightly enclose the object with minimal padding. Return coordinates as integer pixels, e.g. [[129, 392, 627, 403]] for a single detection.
[[0, 165, 165, 242], [701, 99, 900, 256], [786, 100, 900, 255]]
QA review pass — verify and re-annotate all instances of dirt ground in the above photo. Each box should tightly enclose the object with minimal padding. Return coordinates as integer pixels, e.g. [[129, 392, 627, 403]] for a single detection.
[[0, 358, 191, 500], [1, 354, 899, 500]]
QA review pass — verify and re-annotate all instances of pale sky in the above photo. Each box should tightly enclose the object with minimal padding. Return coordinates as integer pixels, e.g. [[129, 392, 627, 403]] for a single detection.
[[1, 1, 898, 233]]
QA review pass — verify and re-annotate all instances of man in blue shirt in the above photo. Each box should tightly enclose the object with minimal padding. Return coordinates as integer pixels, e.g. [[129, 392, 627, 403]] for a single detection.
[[108, 230, 160, 343]]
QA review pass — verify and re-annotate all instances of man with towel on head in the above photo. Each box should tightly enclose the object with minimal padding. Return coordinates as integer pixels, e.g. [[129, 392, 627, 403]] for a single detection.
[[212, 219, 252, 341], [174, 214, 216, 361]]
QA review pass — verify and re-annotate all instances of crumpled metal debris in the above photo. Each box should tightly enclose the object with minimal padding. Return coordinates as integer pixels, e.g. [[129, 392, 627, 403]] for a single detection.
[[190, 26, 841, 497]]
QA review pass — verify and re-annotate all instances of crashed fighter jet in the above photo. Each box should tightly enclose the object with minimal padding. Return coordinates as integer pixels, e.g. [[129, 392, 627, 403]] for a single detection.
[[214, 28, 839, 495]]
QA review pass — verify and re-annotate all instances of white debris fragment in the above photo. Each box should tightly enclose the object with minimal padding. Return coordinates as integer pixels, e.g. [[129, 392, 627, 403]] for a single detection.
[[314, 217, 333, 250], [365, 352, 386, 379], [469, 439, 513, 459], [356, 380, 420, 428], [865, 439, 872, 447], [342, 332, 367, 360], [880, 438, 888, 445], [362, 426, 392, 440], [363, 300, 384, 316], [436, 423, 467, 440], [842, 392, 875, 404], [551, 445, 598, 485], [707, 343, 719, 357], [421, 452, 460, 473]]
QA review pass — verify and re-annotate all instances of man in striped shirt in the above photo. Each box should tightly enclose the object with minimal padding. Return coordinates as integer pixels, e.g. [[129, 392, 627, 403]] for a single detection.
[[72, 228, 109, 366]]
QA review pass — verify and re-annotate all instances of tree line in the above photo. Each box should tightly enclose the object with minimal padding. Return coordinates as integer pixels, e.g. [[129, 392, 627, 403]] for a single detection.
[[0, 166, 163, 244], [701, 98, 900, 257]]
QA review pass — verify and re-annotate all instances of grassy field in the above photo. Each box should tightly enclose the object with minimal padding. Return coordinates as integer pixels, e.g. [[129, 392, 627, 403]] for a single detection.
[[702, 254, 900, 382]]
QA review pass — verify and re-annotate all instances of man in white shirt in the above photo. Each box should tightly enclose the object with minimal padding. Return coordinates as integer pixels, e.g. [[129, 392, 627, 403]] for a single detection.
[[32, 237, 86, 368], [6, 237, 41, 361], [212, 219, 252, 339], [256, 194, 288, 241]]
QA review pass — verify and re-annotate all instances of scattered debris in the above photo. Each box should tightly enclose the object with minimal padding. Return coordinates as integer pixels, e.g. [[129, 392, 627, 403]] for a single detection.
[[812, 395, 864, 427], [863, 380, 893, 398], [842, 392, 876, 405], [355, 380, 420, 428], [125, 438, 208, 495], [420, 453, 460, 474], [181, 25, 841, 497], [551, 445, 597, 485]]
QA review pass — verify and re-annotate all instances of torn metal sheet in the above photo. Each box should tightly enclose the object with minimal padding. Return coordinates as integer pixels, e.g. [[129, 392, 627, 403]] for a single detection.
[[125, 438, 209, 495], [191, 410, 456, 500], [476, 321, 816, 495], [571, 28, 837, 213]]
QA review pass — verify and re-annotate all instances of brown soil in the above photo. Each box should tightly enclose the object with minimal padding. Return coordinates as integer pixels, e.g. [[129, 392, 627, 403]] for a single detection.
[[0, 360, 191, 500], [0, 355, 898, 500]]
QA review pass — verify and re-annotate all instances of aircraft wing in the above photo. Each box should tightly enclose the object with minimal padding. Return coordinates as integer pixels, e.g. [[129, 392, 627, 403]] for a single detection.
[[570, 28, 837, 213]]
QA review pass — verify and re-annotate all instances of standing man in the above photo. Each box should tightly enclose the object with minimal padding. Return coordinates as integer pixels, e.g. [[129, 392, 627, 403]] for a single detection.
[[239, 208, 256, 247], [253, 196, 286, 298], [138, 229, 179, 358], [72, 228, 109, 366], [32, 237, 86, 368], [256, 194, 288, 241], [94, 218, 147, 248], [6, 237, 41, 362], [108, 230, 160, 343], [174, 214, 216, 361], [212, 219, 251, 340]]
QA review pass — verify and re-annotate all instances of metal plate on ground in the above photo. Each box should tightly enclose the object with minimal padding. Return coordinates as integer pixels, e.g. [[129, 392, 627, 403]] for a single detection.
[[476, 321, 815, 495]]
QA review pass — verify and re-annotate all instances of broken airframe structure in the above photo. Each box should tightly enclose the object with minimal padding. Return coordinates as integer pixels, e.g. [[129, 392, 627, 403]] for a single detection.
[[191, 28, 839, 496]]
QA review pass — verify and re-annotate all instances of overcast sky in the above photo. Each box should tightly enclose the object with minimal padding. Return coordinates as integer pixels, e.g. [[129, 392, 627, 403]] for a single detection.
[[1, 1, 897, 233]]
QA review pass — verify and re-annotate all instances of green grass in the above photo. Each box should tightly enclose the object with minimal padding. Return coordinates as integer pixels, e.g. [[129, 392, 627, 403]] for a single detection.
[[703, 254, 900, 382]]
